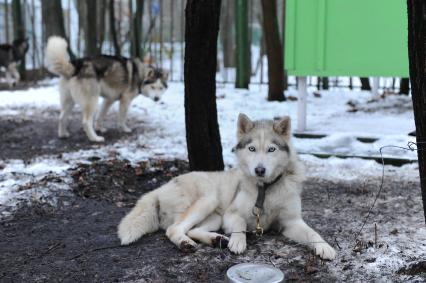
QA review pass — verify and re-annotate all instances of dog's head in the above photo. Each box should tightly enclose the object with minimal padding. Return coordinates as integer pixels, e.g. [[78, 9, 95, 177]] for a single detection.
[[234, 113, 292, 182], [140, 66, 169, 102]]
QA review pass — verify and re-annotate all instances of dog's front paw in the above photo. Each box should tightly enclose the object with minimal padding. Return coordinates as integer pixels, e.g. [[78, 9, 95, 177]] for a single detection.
[[314, 242, 336, 260], [211, 234, 229, 248], [91, 136, 105, 143], [121, 125, 132, 133], [228, 234, 246, 254], [58, 131, 70, 138]]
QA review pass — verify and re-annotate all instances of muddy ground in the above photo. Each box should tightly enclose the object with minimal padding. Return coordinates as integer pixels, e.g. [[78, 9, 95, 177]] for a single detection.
[[0, 106, 425, 282]]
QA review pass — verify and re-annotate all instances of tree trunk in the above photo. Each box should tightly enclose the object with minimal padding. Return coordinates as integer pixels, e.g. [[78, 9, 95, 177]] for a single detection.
[[407, 0, 426, 223], [12, 0, 25, 79], [281, 0, 288, 90], [399, 77, 410, 95], [96, 0, 106, 55], [360, 77, 371, 90], [221, 0, 235, 68], [131, 0, 144, 58], [5, 0, 10, 43], [235, 0, 250, 89], [109, 0, 121, 56], [322, 77, 329, 90], [184, 0, 224, 171], [41, 0, 75, 59], [261, 0, 285, 101], [85, 0, 98, 57]]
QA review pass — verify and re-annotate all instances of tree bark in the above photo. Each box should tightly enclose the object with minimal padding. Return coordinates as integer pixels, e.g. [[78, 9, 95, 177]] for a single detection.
[[184, 0, 224, 171], [85, 0, 98, 57], [96, 0, 106, 55], [41, 0, 75, 59], [399, 77, 410, 95], [281, 0, 288, 90], [5, 0, 10, 43], [322, 77, 329, 90], [235, 0, 250, 89], [221, 0, 235, 68], [12, 0, 25, 79], [131, 0, 144, 58], [261, 0, 285, 101], [109, 0, 121, 56], [407, 0, 426, 223], [360, 77, 371, 90]]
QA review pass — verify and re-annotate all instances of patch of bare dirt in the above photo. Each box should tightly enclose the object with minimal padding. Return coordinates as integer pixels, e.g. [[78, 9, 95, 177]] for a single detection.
[[0, 109, 148, 161]]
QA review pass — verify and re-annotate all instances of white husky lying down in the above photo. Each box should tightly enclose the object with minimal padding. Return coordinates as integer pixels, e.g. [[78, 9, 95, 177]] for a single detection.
[[118, 114, 336, 260]]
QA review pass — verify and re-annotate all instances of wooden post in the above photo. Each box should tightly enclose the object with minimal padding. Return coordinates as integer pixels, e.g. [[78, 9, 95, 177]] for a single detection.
[[372, 77, 380, 96], [297, 76, 307, 132]]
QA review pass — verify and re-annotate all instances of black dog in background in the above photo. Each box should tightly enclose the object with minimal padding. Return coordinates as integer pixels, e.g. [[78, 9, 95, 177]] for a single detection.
[[0, 38, 29, 86]]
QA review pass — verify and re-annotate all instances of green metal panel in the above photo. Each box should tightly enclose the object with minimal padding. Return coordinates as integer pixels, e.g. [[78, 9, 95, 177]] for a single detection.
[[284, 0, 409, 77]]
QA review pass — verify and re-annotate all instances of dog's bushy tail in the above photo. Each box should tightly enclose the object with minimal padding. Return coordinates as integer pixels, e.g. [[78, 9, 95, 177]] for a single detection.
[[117, 190, 160, 245], [45, 36, 74, 78]]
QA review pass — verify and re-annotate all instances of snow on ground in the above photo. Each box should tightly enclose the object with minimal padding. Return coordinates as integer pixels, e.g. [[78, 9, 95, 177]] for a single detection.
[[0, 81, 419, 209]]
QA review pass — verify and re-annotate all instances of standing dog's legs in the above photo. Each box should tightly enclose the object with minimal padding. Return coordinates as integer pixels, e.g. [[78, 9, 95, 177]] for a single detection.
[[7, 63, 20, 86], [187, 213, 228, 246], [58, 87, 75, 138], [118, 93, 134, 133], [166, 197, 218, 250], [81, 98, 104, 142], [71, 80, 104, 142], [95, 98, 114, 133], [282, 218, 336, 260], [5, 69, 13, 87]]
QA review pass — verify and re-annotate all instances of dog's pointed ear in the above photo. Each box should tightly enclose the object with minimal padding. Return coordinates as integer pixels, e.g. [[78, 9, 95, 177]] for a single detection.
[[145, 68, 155, 79], [273, 116, 291, 137], [237, 113, 254, 138]]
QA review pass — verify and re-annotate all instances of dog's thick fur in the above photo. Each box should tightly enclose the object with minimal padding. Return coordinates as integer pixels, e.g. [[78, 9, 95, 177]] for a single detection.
[[0, 38, 29, 86], [45, 36, 168, 142], [118, 114, 336, 260]]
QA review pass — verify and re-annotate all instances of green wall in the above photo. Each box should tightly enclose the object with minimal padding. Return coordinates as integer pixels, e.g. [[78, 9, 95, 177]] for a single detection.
[[284, 0, 409, 77]]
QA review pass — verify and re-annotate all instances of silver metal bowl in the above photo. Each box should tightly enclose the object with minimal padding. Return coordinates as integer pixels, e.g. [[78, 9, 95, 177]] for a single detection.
[[225, 263, 284, 283]]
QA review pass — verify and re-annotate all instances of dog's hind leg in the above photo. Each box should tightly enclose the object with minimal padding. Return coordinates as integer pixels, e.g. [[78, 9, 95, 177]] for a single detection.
[[7, 63, 19, 86], [58, 87, 74, 138], [73, 81, 105, 142], [5, 70, 13, 87], [95, 98, 114, 133], [118, 93, 133, 133], [82, 100, 104, 142], [187, 212, 229, 247], [166, 197, 218, 252]]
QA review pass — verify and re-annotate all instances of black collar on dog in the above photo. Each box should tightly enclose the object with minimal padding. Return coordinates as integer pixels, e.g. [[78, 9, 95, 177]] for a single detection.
[[254, 173, 283, 211]]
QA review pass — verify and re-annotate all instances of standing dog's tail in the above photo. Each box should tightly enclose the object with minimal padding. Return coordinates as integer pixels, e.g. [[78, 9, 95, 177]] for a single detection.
[[117, 191, 160, 245], [45, 36, 74, 78]]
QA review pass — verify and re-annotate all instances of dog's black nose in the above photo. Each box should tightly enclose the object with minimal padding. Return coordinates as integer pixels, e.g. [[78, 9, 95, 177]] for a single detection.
[[154, 97, 160, 102], [255, 166, 266, 177]]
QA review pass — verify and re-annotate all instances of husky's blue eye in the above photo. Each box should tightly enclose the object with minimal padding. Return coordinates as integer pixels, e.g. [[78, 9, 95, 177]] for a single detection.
[[268, 147, 276, 153], [248, 146, 256, 152]]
